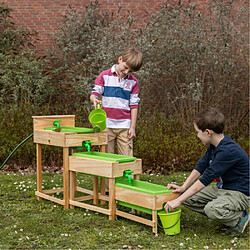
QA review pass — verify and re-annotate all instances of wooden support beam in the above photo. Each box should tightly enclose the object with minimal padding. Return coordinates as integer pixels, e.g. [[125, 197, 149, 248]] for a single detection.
[[43, 188, 63, 194], [116, 210, 154, 227], [63, 147, 69, 209], [36, 144, 42, 201], [35, 191, 65, 206], [69, 200, 111, 215]]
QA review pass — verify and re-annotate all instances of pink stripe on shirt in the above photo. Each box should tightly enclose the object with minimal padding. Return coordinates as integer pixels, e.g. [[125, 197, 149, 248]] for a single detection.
[[103, 107, 131, 120]]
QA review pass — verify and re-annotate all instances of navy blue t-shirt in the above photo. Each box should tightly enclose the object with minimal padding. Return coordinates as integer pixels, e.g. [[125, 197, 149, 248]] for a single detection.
[[195, 135, 249, 196]]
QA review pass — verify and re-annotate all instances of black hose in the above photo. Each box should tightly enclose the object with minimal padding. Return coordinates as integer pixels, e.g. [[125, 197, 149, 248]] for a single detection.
[[0, 133, 33, 171]]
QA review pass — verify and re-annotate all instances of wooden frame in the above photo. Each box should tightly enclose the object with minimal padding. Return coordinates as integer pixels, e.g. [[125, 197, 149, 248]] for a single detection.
[[68, 157, 142, 220], [32, 115, 108, 209], [115, 187, 179, 234]]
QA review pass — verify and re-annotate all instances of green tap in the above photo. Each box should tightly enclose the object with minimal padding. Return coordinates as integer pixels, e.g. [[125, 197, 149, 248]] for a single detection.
[[53, 120, 61, 132], [70, 140, 93, 151], [82, 140, 93, 152], [123, 170, 134, 183]]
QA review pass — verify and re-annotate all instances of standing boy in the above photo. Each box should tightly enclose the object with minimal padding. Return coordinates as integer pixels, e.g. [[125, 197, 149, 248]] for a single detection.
[[164, 107, 249, 235], [90, 47, 143, 157]]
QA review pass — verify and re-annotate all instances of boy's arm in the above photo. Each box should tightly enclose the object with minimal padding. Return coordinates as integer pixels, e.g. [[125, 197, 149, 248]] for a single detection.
[[165, 179, 205, 213], [167, 169, 201, 193], [128, 108, 138, 139]]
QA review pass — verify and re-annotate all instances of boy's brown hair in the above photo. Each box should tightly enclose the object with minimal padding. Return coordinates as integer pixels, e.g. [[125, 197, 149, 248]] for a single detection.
[[194, 107, 225, 134], [122, 47, 143, 72]]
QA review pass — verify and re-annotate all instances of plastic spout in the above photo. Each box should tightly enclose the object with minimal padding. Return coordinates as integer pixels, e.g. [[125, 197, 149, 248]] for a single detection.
[[123, 170, 134, 183], [82, 140, 93, 152], [53, 119, 61, 132]]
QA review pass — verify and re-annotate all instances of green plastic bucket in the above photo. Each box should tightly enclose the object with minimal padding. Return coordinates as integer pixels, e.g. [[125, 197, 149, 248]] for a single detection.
[[158, 209, 181, 235], [88, 104, 107, 132]]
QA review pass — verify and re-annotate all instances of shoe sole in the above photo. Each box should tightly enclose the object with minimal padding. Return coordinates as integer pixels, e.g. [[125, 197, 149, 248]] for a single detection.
[[242, 216, 250, 233]]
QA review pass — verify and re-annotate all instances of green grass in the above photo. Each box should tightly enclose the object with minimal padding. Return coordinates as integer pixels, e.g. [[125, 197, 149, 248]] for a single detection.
[[0, 172, 249, 249]]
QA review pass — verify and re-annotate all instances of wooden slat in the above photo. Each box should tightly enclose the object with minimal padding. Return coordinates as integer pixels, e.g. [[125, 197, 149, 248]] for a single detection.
[[115, 186, 155, 210], [109, 178, 116, 220], [65, 132, 107, 147], [33, 130, 66, 146], [74, 195, 93, 201], [93, 176, 99, 205], [63, 147, 69, 209], [69, 171, 76, 209], [43, 188, 63, 194], [74, 189, 109, 202], [35, 191, 65, 205], [116, 210, 153, 227], [155, 192, 179, 210], [112, 159, 142, 178], [152, 210, 158, 234], [32, 115, 75, 131], [100, 178, 106, 205], [99, 194, 109, 201], [69, 156, 113, 177], [36, 144, 42, 201], [76, 186, 93, 195], [69, 200, 111, 215]]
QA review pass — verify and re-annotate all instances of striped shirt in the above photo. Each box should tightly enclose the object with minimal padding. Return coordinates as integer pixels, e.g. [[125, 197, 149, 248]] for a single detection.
[[91, 65, 140, 128]]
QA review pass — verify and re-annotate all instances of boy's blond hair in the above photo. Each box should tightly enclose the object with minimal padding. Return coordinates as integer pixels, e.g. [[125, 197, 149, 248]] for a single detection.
[[122, 47, 143, 72]]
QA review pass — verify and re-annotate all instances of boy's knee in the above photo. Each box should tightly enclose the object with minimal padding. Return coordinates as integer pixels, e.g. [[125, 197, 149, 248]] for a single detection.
[[204, 201, 228, 220]]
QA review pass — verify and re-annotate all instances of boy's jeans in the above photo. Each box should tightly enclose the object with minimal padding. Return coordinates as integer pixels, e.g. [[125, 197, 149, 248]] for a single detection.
[[105, 128, 133, 191], [183, 186, 249, 227]]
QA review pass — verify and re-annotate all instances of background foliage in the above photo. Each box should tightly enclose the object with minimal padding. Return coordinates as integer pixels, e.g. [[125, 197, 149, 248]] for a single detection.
[[0, 0, 249, 173]]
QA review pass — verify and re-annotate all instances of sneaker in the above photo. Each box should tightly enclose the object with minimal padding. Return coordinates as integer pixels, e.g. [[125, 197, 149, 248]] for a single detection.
[[238, 210, 249, 233], [223, 210, 249, 236]]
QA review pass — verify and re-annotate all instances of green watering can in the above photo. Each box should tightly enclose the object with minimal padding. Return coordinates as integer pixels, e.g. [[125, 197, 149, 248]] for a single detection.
[[88, 103, 107, 133]]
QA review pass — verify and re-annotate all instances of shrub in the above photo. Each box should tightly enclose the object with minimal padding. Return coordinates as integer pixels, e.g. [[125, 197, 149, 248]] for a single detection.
[[137, 0, 249, 132]]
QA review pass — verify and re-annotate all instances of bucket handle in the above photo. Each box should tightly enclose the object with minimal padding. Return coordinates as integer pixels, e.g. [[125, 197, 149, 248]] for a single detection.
[[158, 213, 181, 229]]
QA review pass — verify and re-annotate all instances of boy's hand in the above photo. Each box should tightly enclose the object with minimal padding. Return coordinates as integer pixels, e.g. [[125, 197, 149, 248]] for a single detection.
[[164, 199, 181, 213], [90, 95, 102, 109], [128, 127, 136, 139], [93, 99, 102, 109], [167, 184, 186, 193]]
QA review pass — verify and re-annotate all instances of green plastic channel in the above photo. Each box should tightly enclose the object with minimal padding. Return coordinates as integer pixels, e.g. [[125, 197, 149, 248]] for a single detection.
[[44, 126, 94, 134], [115, 179, 173, 195], [72, 152, 137, 163], [117, 200, 153, 214]]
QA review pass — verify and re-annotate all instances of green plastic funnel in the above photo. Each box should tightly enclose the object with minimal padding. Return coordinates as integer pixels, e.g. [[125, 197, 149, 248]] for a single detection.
[[89, 104, 107, 132]]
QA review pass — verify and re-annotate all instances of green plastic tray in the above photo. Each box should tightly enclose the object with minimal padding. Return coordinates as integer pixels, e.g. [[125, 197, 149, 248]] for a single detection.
[[72, 152, 137, 163], [44, 126, 94, 134], [115, 179, 173, 195]]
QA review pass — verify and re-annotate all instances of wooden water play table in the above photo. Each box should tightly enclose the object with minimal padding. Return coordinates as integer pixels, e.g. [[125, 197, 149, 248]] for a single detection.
[[68, 152, 142, 220], [32, 115, 107, 209]]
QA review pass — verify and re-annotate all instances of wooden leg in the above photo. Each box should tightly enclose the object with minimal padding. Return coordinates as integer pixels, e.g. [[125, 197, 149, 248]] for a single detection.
[[100, 145, 107, 205], [36, 144, 42, 201], [152, 210, 158, 235], [63, 147, 69, 209], [100, 145, 106, 153], [70, 149, 77, 196], [69, 171, 75, 209], [100, 178, 106, 205], [135, 174, 140, 181], [109, 178, 116, 220], [134, 174, 141, 215], [93, 176, 99, 205]]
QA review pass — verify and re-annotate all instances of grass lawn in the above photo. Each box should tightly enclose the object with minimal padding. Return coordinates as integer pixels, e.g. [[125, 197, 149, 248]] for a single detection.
[[0, 172, 249, 249]]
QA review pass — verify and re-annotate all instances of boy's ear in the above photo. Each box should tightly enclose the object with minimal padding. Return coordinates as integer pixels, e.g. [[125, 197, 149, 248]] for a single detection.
[[118, 56, 123, 62], [206, 129, 214, 136]]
